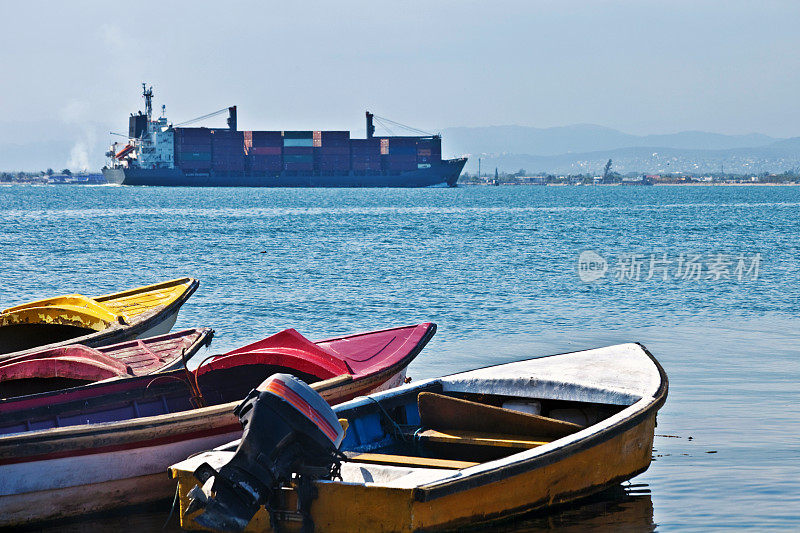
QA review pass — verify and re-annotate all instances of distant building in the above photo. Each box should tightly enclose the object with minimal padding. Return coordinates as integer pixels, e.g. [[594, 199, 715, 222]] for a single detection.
[[518, 176, 547, 185], [621, 175, 654, 186], [49, 173, 106, 185]]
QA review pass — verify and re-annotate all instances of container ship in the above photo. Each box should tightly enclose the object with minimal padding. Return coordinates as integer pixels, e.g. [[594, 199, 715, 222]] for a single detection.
[[102, 85, 466, 187]]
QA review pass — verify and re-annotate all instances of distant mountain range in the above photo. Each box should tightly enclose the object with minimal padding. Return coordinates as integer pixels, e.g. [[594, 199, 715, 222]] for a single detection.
[[442, 125, 800, 175]]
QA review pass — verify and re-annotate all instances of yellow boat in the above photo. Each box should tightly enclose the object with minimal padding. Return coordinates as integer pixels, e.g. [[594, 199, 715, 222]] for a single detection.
[[170, 342, 668, 532], [0, 278, 199, 361]]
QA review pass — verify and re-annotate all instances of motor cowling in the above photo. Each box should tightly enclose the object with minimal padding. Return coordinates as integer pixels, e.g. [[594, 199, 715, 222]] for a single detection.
[[186, 373, 345, 532]]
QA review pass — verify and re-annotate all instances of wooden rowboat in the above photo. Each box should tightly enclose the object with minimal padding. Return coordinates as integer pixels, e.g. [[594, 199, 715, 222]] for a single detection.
[[171, 342, 668, 532], [0, 328, 213, 399], [0, 277, 199, 361], [0, 322, 435, 526]]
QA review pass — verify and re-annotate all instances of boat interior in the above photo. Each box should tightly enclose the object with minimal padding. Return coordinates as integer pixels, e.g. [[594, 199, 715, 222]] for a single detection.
[[330, 383, 626, 485], [0, 323, 97, 355], [0, 376, 95, 399]]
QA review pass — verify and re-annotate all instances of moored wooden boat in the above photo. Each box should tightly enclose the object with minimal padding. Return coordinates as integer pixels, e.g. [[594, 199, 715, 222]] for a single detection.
[[171, 342, 668, 532], [0, 328, 213, 399], [0, 322, 435, 527], [0, 277, 199, 361]]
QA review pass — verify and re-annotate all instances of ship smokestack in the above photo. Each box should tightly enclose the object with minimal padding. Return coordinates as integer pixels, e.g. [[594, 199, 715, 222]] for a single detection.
[[366, 111, 375, 139], [228, 106, 237, 131]]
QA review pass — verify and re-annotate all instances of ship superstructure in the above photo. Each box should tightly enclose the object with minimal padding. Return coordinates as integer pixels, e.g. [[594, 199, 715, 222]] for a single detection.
[[103, 85, 466, 187]]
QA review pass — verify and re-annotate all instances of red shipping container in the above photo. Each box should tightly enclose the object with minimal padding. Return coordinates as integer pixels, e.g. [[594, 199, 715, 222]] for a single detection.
[[248, 146, 282, 156]]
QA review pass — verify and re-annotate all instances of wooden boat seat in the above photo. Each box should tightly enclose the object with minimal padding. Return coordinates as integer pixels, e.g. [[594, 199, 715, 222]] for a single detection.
[[348, 452, 478, 470], [412, 429, 549, 450], [417, 392, 583, 439]]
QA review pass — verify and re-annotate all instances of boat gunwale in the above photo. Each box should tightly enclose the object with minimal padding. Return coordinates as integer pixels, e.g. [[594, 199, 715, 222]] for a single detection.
[[313, 321, 435, 345], [93, 277, 196, 303]]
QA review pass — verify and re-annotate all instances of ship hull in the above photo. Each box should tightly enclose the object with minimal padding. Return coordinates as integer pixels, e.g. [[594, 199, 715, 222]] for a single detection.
[[103, 158, 465, 188]]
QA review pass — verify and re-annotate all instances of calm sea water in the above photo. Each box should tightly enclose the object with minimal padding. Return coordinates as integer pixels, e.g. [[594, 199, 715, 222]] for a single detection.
[[2, 184, 799, 531]]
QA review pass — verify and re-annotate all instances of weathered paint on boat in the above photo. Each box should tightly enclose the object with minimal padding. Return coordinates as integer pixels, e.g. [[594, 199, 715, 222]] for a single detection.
[[0, 328, 213, 398], [0, 278, 199, 361], [0, 323, 435, 527], [170, 342, 668, 532]]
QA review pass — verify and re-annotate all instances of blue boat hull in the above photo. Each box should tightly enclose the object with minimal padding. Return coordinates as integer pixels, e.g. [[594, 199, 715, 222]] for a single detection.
[[103, 158, 466, 188]]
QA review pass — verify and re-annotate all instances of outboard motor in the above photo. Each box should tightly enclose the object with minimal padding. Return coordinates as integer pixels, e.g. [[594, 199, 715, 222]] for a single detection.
[[186, 373, 345, 532]]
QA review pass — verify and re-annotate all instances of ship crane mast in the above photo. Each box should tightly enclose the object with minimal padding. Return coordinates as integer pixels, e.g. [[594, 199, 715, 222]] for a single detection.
[[173, 107, 232, 128], [369, 113, 436, 137], [142, 83, 153, 121]]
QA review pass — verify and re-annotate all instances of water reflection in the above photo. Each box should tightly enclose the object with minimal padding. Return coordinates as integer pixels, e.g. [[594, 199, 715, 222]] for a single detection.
[[484, 484, 655, 533], [22, 499, 183, 533], [30, 484, 654, 532]]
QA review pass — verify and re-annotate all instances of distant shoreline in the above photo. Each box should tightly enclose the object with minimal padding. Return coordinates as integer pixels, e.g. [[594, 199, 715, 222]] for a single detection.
[[652, 182, 799, 186], [461, 181, 799, 187]]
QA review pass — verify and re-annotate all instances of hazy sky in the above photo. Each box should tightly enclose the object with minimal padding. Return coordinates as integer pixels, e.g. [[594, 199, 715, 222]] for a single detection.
[[1, 0, 799, 140]]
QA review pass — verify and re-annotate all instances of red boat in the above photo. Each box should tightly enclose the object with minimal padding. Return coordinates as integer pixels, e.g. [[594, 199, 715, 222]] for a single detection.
[[0, 328, 213, 398], [0, 322, 436, 526]]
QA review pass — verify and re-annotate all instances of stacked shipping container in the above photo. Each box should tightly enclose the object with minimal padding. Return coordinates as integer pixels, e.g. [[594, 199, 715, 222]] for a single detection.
[[384, 137, 418, 172], [174, 128, 212, 171], [283, 131, 314, 171], [244, 131, 282, 172], [318, 131, 350, 172], [174, 126, 443, 176], [350, 138, 382, 172], [211, 129, 245, 172]]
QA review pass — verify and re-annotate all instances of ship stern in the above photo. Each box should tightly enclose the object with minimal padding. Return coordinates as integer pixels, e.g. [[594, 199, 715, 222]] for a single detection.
[[102, 167, 127, 185]]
